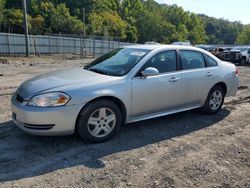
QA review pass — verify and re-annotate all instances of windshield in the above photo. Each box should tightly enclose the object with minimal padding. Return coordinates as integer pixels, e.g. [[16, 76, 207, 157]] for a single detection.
[[84, 48, 150, 76], [231, 47, 248, 52]]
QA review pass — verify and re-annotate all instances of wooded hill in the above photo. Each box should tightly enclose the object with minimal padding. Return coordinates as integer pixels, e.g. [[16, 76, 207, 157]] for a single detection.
[[0, 0, 249, 44]]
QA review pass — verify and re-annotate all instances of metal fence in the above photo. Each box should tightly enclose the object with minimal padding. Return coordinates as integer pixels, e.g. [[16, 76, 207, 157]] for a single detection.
[[0, 32, 133, 57]]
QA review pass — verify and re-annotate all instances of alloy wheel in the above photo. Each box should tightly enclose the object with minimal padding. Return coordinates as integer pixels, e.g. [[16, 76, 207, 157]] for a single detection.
[[87, 107, 116, 138], [209, 90, 223, 111]]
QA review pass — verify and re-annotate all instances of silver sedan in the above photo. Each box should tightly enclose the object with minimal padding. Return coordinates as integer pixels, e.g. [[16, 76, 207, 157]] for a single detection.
[[11, 45, 239, 142]]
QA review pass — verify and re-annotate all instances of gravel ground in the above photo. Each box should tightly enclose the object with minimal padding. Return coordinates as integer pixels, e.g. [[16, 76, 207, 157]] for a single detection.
[[0, 56, 249, 188]]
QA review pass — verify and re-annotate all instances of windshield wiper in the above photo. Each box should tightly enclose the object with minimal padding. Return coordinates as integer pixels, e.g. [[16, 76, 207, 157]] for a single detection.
[[88, 68, 110, 75]]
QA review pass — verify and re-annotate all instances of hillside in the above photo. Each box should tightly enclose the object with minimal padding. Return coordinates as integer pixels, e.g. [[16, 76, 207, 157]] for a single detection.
[[0, 0, 248, 44]]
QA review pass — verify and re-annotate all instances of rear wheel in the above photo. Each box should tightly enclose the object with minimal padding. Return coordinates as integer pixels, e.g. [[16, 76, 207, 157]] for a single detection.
[[240, 57, 246, 65], [202, 85, 225, 114], [76, 100, 122, 143]]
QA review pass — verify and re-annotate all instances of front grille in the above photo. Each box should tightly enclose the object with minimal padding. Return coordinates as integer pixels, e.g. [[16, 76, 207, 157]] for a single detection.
[[23, 124, 55, 130], [16, 93, 24, 103], [12, 112, 55, 130]]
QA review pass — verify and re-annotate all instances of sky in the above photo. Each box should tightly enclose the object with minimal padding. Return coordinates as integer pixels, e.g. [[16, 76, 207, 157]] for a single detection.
[[156, 0, 250, 25]]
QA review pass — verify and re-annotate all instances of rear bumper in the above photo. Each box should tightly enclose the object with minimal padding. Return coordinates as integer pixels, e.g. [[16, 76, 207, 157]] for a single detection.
[[226, 76, 239, 97], [11, 95, 84, 136]]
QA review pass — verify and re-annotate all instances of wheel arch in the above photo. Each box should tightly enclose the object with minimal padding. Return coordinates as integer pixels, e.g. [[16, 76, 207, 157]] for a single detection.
[[212, 82, 227, 95], [75, 95, 127, 129]]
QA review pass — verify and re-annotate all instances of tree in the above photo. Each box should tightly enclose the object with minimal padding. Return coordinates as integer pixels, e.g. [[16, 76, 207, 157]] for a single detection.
[[0, 0, 5, 32], [126, 25, 138, 42], [186, 14, 206, 44], [92, 0, 119, 12], [40, 2, 56, 33], [0, 0, 5, 24], [119, 0, 144, 42], [50, 3, 85, 34], [136, 10, 162, 43], [200, 14, 243, 44], [29, 0, 41, 16], [176, 24, 189, 41], [88, 11, 127, 40], [137, 2, 206, 44], [120, 0, 143, 24], [0, 0, 246, 44], [3, 8, 24, 33], [30, 15, 45, 34], [237, 26, 250, 44], [137, 8, 176, 43]]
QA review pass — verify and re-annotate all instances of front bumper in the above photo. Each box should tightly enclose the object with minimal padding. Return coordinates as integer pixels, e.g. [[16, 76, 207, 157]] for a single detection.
[[11, 95, 84, 136]]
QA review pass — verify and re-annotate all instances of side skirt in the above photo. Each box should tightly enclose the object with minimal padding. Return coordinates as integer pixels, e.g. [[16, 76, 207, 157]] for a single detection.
[[127, 104, 201, 124]]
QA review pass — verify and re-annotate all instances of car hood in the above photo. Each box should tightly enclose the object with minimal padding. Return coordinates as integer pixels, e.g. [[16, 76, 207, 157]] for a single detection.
[[17, 68, 118, 99]]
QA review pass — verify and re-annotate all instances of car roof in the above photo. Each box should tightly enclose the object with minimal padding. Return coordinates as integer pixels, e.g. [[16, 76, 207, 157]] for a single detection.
[[124, 44, 202, 51], [233, 46, 250, 48], [123, 44, 221, 62]]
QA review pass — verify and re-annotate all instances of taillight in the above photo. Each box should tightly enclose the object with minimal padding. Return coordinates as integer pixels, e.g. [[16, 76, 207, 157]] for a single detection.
[[235, 68, 239, 76]]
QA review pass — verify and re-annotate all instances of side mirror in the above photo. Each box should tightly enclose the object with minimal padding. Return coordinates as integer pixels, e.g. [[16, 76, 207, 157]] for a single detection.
[[247, 50, 250, 54], [141, 67, 159, 78]]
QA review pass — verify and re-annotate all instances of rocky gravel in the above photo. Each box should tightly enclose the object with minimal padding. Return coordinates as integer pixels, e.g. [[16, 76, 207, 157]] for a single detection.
[[0, 56, 249, 188]]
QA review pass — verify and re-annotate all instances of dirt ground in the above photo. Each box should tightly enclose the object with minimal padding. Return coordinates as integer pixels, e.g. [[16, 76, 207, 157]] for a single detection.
[[0, 56, 249, 188]]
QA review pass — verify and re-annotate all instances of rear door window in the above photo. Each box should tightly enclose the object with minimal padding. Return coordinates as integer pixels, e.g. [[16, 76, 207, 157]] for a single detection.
[[204, 54, 217, 67], [179, 50, 206, 70]]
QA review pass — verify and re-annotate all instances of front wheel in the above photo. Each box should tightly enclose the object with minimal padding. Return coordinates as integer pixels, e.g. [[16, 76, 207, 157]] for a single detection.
[[202, 85, 225, 114], [76, 100, 122, 143]]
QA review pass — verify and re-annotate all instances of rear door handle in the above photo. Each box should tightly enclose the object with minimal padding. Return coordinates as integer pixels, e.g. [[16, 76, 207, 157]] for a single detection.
[[206, 72, 214, 77], [169, 77, 179, 82]]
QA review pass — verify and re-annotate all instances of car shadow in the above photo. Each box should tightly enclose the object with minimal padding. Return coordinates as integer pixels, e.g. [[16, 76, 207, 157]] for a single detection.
[[0, 109, 230, 182]]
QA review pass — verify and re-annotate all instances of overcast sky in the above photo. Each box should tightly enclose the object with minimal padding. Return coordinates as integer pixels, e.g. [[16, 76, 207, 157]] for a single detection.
[[156, 0, 250, 24]]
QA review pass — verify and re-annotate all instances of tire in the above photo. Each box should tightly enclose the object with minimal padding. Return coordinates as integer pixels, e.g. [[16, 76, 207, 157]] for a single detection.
[[76, 100, 122, 143], [202, 85, 225, 114], [240, 57, 246, 65]]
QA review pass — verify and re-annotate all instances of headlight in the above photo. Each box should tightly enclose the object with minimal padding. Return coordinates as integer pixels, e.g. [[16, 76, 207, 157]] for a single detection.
[[28, 92, 71, 107]]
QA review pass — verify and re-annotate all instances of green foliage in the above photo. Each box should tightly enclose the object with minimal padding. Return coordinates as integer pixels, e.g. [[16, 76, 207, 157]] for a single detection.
[[237, 26, 250, 44], [118, 0, 143, 42], [137, 8, 175, 43], [0, 0, 6, 24], [30, 1, 84, 34], [30, 15, 45, 34], [49, 0, 94, 18], [92, 0, 119, 12], [88, 11, 127, 40], [187, 14, 206, 44], [200, 14, 243, 44], [125, 25, 138, 43], [120, 0, 143, 24], [1, 0, 247, 44], [3, 8, 24, 33], [137, 2, 206, 44], [39, 2, 55, 33], [29, 0, 41, 16], [50, 4, 84, 34]]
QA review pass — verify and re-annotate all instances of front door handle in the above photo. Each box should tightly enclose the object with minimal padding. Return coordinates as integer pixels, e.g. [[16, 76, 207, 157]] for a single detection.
[[206, 72, 214, 77], [169, 77, 179, 82]]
